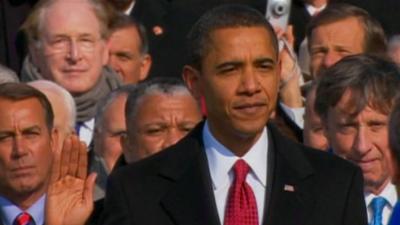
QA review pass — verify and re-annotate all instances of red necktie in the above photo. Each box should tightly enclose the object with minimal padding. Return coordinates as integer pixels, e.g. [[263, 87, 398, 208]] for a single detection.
[[13, 212, 32, 225], [224, 159, 259, 225]]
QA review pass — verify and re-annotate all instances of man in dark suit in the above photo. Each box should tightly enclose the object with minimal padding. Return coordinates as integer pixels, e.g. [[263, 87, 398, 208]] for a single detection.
[[98, 5, 367, 225], [0, 83, 57, 225], [315, 55, 400, 225]]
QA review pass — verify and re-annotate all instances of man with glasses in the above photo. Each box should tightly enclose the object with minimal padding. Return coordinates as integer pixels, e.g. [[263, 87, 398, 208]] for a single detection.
[[21, 0, 121, 145]]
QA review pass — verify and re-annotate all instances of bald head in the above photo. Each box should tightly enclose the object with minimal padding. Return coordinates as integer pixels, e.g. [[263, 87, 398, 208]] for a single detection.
[[28, 80, 76, 141]]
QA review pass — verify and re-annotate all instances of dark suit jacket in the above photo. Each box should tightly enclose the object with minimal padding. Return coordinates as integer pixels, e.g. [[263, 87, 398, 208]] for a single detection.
[[0, 0, 37, 73], [99, 122, 367, 225], [129, 0, 196, 80]]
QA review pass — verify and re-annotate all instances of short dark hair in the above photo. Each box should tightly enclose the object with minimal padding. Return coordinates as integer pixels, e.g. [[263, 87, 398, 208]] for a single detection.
[[307, 3, 387, 55], [109, 13, 149, 54], [0, 83, 54, 131], [315, 54, 400, 120], [186, 4, 279, 70]]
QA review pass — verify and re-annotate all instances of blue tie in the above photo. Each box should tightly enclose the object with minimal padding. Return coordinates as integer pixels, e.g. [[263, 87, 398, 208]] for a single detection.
[[370, 197, 387, 225], [75, 122, 84, 136]]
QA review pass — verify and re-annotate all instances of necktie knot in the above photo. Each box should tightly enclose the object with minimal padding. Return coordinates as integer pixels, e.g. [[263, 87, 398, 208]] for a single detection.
[[370, 197, 387, 225], [13, 212, 32, 225], [233, 159, 250, 184]]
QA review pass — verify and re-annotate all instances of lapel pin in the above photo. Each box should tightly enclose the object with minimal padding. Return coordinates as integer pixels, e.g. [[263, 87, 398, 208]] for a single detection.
[[284, 184, 295, 192], [152, 25, 163, 36]]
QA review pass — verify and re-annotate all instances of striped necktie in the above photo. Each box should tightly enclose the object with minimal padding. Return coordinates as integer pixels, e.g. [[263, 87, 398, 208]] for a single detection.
[[13, 212, 33, 225]]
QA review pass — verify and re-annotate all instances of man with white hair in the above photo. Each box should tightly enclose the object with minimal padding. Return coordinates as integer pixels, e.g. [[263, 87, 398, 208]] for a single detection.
[[28, 80, 76, 152], [21, 0, 122, 146]]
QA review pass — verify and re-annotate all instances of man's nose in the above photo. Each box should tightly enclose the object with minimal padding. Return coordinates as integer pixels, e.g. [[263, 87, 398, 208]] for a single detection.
[[238, 67, 261, 95], [66, 40, 82, 63], [322, 51, 341, 69], [352, 127, 373, 156], [108, 56, 122, 74], [161, 129, 184, 150], [12, 136, 29, 158]]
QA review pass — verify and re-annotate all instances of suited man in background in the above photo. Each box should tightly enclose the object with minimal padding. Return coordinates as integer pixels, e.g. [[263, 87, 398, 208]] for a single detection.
[[315, 54, 400, 225], [98, 5, 367, 225]]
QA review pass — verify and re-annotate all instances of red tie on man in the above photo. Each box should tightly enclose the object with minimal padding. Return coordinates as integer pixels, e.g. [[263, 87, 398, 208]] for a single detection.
[[13, 212, 33, 225], [224, 159, 259, 225]]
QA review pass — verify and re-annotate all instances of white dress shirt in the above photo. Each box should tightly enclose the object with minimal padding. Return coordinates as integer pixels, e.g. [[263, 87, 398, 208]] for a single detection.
[[203, 121, 268, 225], [279, 102, 305, 129], [305, 4, 327, 16], [124, 1, 136, 15], [78, 118, 94, 147], [365, 182, 398, 225]]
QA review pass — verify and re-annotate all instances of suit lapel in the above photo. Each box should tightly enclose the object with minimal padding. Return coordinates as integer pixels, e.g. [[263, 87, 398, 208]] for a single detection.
[[158, 123, 220, 225], [263, 124, 317, 225]]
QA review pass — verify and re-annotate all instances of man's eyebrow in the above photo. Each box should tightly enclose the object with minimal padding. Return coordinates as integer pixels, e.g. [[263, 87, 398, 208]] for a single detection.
[[215, 61, 243, 70], [254, 57, 275, 65], [21, 125, 42, 133], [0, 125, 41, 135]]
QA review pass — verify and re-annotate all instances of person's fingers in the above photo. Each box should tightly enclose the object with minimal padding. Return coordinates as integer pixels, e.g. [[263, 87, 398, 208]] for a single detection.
[[272, 26, 284, 38], [60, 136, 72, 177], [77, 141, 88, 179], [83, 173, 97, 208], [68, 135, 80, 176], [49, 140, 62, 184], [286, 25, 294, 46]]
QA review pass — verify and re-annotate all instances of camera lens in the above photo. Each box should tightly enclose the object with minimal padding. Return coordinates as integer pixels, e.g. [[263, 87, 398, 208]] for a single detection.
[[272, 1, 288, 16]]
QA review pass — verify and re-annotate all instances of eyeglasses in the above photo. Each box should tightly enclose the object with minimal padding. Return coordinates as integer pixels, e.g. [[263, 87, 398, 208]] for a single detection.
[[43, 35, 103, 54]]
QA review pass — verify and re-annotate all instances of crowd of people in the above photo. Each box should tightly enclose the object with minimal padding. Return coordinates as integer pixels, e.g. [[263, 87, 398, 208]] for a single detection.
[[0, 0, 400, 225]]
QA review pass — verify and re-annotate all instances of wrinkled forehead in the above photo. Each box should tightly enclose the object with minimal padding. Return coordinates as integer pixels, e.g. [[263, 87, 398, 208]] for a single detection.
[[206, 26, 278, 58], [39, 1, 102, 38]]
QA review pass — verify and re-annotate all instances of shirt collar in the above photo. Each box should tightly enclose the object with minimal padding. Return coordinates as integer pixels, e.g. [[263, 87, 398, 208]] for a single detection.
[[365, 182, 398, 208], [0, 194, 45, 225], [203, 121, 268, 190], [124, 1, 136, 15], [305, 3, 327, 16]]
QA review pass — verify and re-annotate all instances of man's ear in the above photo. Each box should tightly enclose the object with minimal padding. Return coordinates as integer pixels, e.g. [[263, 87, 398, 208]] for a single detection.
[[139, 54, 152, 81], [182, 65, 203, 99], [50, 127, 60, 154]]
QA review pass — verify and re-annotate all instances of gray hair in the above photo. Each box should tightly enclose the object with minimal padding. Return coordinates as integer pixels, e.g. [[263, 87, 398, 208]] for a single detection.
[[0, 64, 19, 84], [28, 80, 76, 130], [388, 35, 400, 47], [125, 78, 199, 128], [315, 54, 400, 120], [95, 84, 137, 132], [22, 0, 113, 47]]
